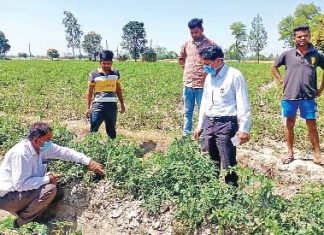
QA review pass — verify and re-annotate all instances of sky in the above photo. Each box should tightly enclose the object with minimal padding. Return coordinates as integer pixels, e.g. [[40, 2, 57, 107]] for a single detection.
[[1, 0, 323, 57]]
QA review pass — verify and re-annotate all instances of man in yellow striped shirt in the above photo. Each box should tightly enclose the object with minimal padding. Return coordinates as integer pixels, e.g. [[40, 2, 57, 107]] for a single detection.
[[85, 50, 125, 139]]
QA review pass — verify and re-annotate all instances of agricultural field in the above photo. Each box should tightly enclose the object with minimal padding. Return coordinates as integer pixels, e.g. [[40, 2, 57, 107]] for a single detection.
[[0, 60, 323, 234]]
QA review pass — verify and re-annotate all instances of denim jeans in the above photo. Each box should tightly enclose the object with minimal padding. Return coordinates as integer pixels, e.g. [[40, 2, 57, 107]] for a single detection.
[[183, 86, 204, 135], [90, 102, 117, 139]]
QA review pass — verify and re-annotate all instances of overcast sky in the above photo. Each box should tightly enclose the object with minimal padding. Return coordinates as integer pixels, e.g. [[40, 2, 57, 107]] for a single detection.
[[1, 0, 323, 56]]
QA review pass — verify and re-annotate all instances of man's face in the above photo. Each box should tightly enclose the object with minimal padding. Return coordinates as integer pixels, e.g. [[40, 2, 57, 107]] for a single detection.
[[100, 60, 112, 72], [33, 131, 53, 149], [202, 58, 223, 69], [190, 27, 203, 41], [294, 30, 310, 47]]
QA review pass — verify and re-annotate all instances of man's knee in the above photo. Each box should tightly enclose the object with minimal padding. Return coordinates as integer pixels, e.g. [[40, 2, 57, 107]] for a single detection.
[[40, 184, 58, 201], [306, 119, 317, 130], [285, 118, 296, 130]]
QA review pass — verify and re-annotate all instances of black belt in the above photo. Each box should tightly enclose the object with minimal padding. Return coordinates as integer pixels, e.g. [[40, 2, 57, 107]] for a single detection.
[[207, 116, 237, 122]]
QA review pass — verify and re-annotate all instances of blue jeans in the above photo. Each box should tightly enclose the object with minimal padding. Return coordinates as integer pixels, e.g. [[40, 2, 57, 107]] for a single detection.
[[183, 86, 203, 135], [90, 102, 117, 139]]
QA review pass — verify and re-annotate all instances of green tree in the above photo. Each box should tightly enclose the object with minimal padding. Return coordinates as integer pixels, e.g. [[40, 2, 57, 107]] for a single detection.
[[47, 48, 60, 60], [225, 43, 239, 60], [18, 52, 28, 58], [230, 22, 247, 62], [62, 11, 83, 58], [121, 21, 148, 62], [82, 31, 102, 61], [0, 31, 10, 59], [248, 14, 267, 64], [278, 3, 321, 47], [312, 14, 324, 51]]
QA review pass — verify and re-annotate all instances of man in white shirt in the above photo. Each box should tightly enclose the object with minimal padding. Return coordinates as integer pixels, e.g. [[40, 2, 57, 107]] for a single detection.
[[0, 122, 105, 227], [193, 45, 251, 186]]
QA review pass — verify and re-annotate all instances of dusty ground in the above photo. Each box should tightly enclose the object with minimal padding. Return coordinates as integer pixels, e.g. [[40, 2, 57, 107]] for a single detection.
[[1, 124, 323, 234]]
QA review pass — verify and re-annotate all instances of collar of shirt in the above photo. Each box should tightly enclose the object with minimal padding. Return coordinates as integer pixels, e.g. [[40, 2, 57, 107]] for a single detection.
[[214, 64, 229, 80], [26, 139, 38, 156], [295, 43, 315, 56], [97, 68, 113, 75], [190, 34, 207, 44]]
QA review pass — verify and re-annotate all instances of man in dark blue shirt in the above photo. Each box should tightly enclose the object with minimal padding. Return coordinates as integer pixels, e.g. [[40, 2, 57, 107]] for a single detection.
[[272, 25, 324, 165]]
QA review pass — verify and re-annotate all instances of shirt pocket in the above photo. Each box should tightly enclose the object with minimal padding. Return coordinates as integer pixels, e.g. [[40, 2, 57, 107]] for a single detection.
[[212, 86, 233, 105]]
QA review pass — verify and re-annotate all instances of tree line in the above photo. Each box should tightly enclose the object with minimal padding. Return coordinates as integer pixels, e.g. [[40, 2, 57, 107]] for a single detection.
[[0, 3, 323, 61], [227, 3, 324, 63]]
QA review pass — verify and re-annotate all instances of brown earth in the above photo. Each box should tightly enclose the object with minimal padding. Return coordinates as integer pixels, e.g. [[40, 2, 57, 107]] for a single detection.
[[1, 123, 323, 234]]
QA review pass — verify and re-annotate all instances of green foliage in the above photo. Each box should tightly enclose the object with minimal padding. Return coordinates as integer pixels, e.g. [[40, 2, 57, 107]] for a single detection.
[[17, 52, 28, 58], [0, 116, 26, 155], [121, 21, 148, 62], [229, 22, 247, 62], [0, 60, 323, 150], [248, 14, 268, 64], [62, 11, 83, 58], [0, 216, 82, 235], [116, 53, 129, 61], [154, 46, 178, 60], [0, 119, 323, 234], [47, 48, 60, 60], [312, 14, 324, 52], [277, 3, 322, 49], [142, 48, 157, 62], [0, 31, 10, 58], [82, 31, 102, 60], [0, 216, 47, 235]]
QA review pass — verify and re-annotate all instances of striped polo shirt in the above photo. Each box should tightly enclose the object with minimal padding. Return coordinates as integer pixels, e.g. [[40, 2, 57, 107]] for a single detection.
[[88, 68, 120, 103]]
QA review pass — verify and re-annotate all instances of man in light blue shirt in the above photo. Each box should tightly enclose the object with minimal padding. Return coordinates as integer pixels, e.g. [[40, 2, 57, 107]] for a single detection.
[[193, 45, 251, 186], [0, 122, 105, 227]]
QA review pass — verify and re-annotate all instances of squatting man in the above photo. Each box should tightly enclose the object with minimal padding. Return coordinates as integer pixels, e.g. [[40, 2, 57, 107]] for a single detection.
[[0, 122, 105, 228]]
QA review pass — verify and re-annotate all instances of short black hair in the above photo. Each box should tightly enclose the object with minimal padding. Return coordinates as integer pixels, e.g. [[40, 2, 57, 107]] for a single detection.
[[199, 45, 224, 61], [99, 50, 114, 61], [293, 25, 310, 36], [28, 122, 52, 140], [188, 18, 203, 29]]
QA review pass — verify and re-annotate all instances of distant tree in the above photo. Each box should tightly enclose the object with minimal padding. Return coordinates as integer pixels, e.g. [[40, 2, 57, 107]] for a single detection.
[[142, 48, 157, 62], [117, 53, 129, 62], [18, 52, 28, 58], [62, 11, 83, 58], [278, 3, 321, 48], [166, 51, 178, 59], [47, 48, 60, 60], [121, 21, 148, 62], [248, 14, 267, 64], [82, 31, 102, 61], [230, 22, 247, 62], [154, 46, 167, 60], [0, 31, 10, 59], [312, 14, 324, 51], [225, 43, 239, 60]]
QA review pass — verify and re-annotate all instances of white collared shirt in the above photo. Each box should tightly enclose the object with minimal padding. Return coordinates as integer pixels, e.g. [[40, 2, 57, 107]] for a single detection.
[[0, 139, 91, 197], [197, 64, 251, 133]]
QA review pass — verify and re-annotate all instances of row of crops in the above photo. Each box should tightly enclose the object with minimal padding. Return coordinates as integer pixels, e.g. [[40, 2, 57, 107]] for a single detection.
[[0, 117, 323, 234], [0, 60, 323, 234], [1, 60, 323, 149]]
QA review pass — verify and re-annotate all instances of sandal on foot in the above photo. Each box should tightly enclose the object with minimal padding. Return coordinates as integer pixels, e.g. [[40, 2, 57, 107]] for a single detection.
[[313, 158, 324, 166], [281, 155, 294, 164]]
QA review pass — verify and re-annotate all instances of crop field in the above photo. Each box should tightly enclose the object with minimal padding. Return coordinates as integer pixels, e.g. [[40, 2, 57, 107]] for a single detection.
[[0, 60, 323, 148], [0, 60, 323, 234]]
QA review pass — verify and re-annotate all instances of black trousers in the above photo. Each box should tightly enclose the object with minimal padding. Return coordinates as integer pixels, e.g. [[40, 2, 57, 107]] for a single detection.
[[204, 116, 239, 186]]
